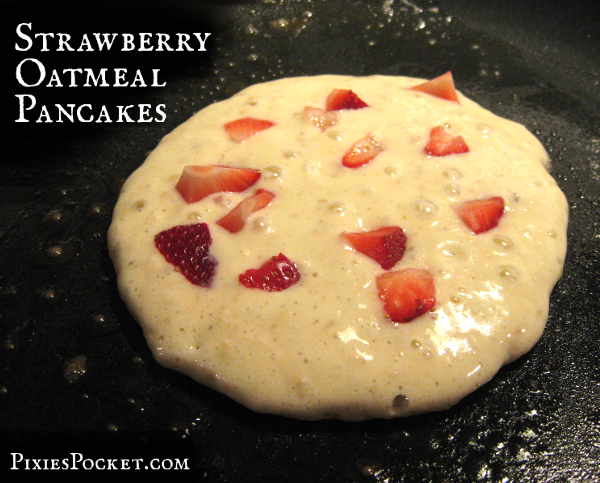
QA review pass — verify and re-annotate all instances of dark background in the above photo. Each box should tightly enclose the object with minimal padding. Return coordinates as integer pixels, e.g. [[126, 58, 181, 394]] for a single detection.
[[1, 0, 599, 480]]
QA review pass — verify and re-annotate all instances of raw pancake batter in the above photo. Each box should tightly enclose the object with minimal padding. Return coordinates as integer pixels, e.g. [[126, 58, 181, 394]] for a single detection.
[[108, 74, 568, 420]]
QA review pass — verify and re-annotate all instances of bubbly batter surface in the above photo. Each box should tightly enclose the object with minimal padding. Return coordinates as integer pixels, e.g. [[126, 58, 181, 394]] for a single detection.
[[108, 75, 568, 420]]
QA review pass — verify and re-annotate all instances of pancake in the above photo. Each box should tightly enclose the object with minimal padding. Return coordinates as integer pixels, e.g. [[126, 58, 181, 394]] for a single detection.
[[107, 74, 568, 420]]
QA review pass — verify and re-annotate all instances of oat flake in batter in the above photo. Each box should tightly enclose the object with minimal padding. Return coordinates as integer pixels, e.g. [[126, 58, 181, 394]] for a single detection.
[[107, 73, 568, 420]]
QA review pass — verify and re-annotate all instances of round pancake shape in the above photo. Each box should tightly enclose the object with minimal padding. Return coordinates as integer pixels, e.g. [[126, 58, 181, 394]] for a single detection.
[[107, 75, 568, 421]]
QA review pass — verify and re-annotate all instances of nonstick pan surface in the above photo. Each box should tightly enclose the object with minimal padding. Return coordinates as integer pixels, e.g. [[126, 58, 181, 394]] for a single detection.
[[2, 1, 599, 480]]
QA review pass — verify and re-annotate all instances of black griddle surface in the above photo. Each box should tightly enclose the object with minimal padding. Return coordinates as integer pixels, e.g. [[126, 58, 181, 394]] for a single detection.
[[1, 1, 599, 480]]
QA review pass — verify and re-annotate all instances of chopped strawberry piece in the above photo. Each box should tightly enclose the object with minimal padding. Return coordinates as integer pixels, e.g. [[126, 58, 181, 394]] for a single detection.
[[217, 189, 275, 233], [410, 71, 459, 102], [456, 196, 505, 234], [175, 165, 261, 203], [424, 126, 469, 156], [239, 253, 301, 291], [224, 117, 275, 142], [376, 269, 436, 323], [325, 89, 369, 111], [303, 106, 339, 131], [342, 134, 384, 168], [154, 223, 217, 287], [342, 226, 407, 270]]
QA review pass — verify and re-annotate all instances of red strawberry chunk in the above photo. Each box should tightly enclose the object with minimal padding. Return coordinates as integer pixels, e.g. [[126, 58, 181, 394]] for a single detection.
[[410, 71, 459, 102], [376, 269, 436, 323], [325, 89, 369, 111], [342, 134, 384, 168], [217, 189, 275, 233], [303, 106, 339, 131], [224, 117, 275, 142], [239, 253, 301, 292], [456, 196, 505, 234], [175, 165, 261, 203], [424, 126, 469, 156], [342, 226, 407, 270], [154, 223, 217, 287]]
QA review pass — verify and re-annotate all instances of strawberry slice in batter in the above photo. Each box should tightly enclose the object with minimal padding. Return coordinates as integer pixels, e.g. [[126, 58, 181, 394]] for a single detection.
[[175, 165, 261, 203], [217, 189, 275, 233], [376, 269, 436, 323]]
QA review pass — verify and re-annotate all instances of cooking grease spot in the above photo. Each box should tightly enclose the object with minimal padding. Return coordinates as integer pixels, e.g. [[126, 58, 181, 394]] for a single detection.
[[89, 203, 105, 215], [40, 287, 57, 301], [382, 0, 394, 17], [47, 245, 64, 257], [64, 355, 87, 383], [270, 18, 289, 29], [128, 397, 146, 413], [245, 24, 259, 36], [92, 313, 106, 324], [357, 460, 385, 478], [46, 209, 64, 222]]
